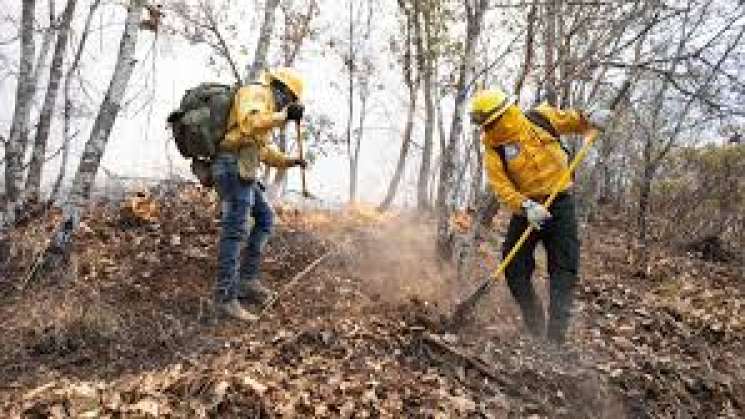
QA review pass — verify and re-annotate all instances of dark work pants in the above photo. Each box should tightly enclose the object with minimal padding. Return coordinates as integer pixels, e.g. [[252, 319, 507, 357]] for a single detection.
[[502, 194, 579, 343]]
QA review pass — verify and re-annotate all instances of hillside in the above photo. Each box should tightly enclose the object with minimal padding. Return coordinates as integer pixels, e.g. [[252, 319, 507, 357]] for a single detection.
[[1, 186, 743, 417]]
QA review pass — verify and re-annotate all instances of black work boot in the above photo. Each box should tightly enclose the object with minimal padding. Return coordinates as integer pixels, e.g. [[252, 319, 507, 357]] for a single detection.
[[546, 298, 572, 345], [546, 273, 576, 345], [238, 280, 276, 306], [521, 297, 546, 338]]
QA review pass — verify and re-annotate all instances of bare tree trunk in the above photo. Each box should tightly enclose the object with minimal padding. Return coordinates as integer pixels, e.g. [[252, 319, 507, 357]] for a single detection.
[[557, 0, 572, 108], [68, 1, 142, 203], [350, 87, 367, 203], [346, 0, 356, 202], [456, 188, 498, 282], [25, 0, 78, 202], [432, 86, 446, 203], [638, 165, 653, 245], [345, 0, 373, 204], [435, 0, 487, 260], [246, 0, 280, 82], [31, 0, 57, 90], [513, 2, 537, 103], [34, 0, 144, 274], [469, 127, 483, 208], [378, 0, 421, 211], [378, 84, 417, 211], [3, 0, 36, 214], [543, 0, 558, 106], [50, 0, 102, 203], [416, 3, 434, 210], [21, 0, 57, 167]]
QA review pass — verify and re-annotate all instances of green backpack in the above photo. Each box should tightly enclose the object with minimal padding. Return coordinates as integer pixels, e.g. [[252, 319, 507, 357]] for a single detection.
[[167, 83, 237, 186]]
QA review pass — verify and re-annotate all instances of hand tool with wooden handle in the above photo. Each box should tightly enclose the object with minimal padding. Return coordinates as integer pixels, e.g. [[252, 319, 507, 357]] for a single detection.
[[296, 120, 310, 198], [448, 81, 631, 329]]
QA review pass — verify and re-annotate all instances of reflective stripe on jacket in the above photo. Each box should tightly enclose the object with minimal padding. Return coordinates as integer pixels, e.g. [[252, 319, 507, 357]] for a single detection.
[[482, 102, 592, 212]]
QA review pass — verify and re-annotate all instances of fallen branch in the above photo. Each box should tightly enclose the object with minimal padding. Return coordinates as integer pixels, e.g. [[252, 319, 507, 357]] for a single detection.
[[421, 332, 502, 382]]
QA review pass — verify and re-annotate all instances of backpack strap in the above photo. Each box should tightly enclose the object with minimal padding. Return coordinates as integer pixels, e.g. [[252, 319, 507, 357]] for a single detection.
[[525, 108, 572, 158], [493, 144, 517, 186], [525, 109, 560, 139], [222, 81, 266, 134], [220, 84, 242, 142]]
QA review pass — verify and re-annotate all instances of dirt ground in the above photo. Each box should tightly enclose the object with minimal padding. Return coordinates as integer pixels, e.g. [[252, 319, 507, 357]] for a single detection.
[[1, 186, 744, 418]]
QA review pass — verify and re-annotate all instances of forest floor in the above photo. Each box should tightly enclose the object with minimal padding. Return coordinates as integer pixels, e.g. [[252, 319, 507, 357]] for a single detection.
[[1, 185, 744, 418]]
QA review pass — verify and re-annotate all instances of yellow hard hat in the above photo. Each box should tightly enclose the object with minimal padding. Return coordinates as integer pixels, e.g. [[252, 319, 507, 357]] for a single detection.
[[469, 88, 511, 127], [268, 67, 305, 101]]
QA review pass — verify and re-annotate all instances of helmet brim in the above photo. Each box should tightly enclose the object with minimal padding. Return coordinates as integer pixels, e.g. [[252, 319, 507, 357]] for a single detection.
[[472, 97, 512, 127]]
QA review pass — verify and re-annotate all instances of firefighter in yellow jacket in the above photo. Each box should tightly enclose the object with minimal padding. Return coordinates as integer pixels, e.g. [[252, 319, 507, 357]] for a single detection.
[[213, 68, 307, 322], [470, 88, 610, 344]]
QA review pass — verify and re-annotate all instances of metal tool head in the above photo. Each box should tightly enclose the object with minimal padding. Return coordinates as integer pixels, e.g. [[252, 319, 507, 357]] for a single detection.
[[447, 278, 494, 331]]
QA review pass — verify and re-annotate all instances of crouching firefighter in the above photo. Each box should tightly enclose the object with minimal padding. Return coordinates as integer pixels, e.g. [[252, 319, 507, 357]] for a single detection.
[[213, 68, 308, 321], [469, 88, 610, 344]]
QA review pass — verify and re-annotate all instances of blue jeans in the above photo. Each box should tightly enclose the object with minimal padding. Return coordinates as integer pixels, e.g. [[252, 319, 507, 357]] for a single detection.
[[212, 154, 273, 302]]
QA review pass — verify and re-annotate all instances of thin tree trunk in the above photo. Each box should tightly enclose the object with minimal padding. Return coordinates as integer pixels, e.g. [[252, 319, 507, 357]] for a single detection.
[[456, 188, 498, 282], [543, 0, 558, 106], [246, 0, 280, 82], [350, 88, 367, 203], [435, 0, 487, 259], [378, 0, 421, 211], [3, 0, 36, 215], [378, 84, 417, 211], [31, 0, 57, 89], [68, 1, 142, 203], [469, 127, 483, 208], [51, 0, 102, 203], [513, 2, 537, 103], [638, 165, 653, 254], [429, 92, 445, 206], [436, 89, 446, 156], [37, 0, 144, 273], [557, 0, 572, 108], [346, 0, 355, 202], [417, 3, 434, 210], [22, 0, 57, 167], [25, 0, 78, 201], [355, 1, 373, 202]]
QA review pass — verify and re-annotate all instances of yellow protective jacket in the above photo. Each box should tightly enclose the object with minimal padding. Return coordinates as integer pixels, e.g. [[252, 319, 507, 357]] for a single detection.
[[482, 102, 592, 213], [220, 82, 294, 180]]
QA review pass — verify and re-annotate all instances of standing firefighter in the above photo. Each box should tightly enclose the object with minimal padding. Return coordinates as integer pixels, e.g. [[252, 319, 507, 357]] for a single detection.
[[469, 88, 609, 344], [213, 68, 307, 321]]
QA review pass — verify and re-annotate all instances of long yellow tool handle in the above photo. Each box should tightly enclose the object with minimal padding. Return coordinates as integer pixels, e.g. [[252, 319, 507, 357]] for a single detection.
[[491, 128, 601, 280], [449, 128, 601, 326], [296, 121, 308, 197]]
